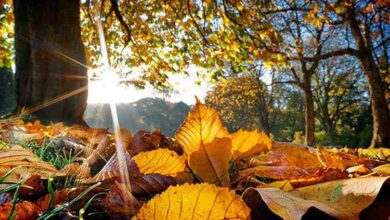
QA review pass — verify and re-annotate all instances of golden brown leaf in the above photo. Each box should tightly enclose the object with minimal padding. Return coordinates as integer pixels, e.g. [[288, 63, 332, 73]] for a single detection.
[[231, 129, 272, 160], [175, 100, 231, 186], [133, 183, 250, 220], [240, 142, 375, 180]]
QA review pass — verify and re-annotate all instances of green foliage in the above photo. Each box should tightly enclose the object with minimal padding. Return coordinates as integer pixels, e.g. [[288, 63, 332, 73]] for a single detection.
[[205, 74, 269, 132], [0, 4, 13, 69]]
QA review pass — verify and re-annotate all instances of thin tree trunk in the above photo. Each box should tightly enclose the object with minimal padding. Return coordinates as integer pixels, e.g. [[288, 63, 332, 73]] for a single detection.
[[303, 78, 315, 147], [259, 109, 271, 136], [325, 119, 335, 146], [14, 0, 88, 124]]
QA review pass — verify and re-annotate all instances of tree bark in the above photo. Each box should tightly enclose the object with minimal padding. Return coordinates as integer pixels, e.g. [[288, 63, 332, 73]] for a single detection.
[[259, 109, 271, 136], [303, 77, 315, 147], [359, 54, 390, 148], [325, 119, 335, 146], [347, 8, 390, 148], [14, 0, 88, 124]]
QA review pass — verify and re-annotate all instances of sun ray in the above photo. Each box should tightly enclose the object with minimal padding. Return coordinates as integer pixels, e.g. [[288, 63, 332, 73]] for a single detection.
[[21, 86, 88, 116]]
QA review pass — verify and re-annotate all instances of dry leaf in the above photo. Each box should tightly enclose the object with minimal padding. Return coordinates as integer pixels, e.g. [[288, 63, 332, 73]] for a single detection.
[[133, 183, 250, 220], [239, 165, 311, 180], [0, 146, 64, 182], [133, 148, 186, 177], [0, 201, 39, 220], [104, 181, 141, 216], [82, 150, 179, 197], [231, 129, 272, 160], [175, 100, 231, 186], [240, 142, 377, 180], [18, 175, 45, 198], [129, 129, 177, 156], [243, 176, 390, 220], [131, 174, 179, 197], [373, 164, 390, 175]]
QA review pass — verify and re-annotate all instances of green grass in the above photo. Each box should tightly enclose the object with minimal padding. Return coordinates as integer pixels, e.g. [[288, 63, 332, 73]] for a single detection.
[[21, 139, 82, 170]]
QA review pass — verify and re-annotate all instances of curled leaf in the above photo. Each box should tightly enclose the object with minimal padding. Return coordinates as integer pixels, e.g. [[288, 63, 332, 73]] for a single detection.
[[133, 183, 250, 220]]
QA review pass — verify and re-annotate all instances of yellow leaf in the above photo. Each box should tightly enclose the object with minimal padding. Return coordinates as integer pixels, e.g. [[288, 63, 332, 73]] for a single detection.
[[189, 137, 232, 186], [175, 99, 231, 186], [133, 183, 250, 220], [133, 148, 186, 177], [373, 164, 390, 175], [260, 180, 294, 192], [231, 129, 271, 160]]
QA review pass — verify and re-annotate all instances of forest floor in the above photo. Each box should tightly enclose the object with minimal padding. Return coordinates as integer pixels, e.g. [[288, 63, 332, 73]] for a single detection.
[[0, 101, 390, 219]]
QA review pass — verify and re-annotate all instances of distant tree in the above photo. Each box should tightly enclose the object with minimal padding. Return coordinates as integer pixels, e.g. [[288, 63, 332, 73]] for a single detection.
[[84, 98, 190, 136], [205, 69, 274, 135], [313, 56, 367, 145], [269, 82, 305, 142], [303, 0, 390, 147]]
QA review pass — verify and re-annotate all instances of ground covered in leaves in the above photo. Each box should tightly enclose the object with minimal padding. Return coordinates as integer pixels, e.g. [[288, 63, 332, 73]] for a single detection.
[[0, 100, 390, 219]]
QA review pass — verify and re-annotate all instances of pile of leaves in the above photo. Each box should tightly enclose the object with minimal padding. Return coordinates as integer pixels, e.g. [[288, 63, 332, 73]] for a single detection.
[[1, 100, 390, 219]]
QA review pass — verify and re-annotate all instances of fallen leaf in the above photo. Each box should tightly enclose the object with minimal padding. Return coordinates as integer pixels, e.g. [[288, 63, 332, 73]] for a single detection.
[[0, 200, 39, 220], [231, 129, 271, 160], [133, 148, 186, 177], [175, 100, 231, 186], [82, 150, 179, 197], [133, 183, 250, 220], [131, 174, 180, 197], [373, 164, 390, 175], [18, 175, 45, 198], [129, 129, 177, 156], [246, 142, 321, 173], [239, 165, 310, 180], [0, 146, 64, 182], [243, 176, 390, 220], [104, 181, 141, 216]]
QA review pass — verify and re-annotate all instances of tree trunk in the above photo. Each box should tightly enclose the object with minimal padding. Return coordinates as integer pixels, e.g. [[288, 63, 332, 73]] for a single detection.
[[303, 78, 315, 147], [359, 55, 390, 148], [347, 8, 390, 148], [259, 109, 271, 136], [325, 119, 335, 146], [14, 0, 88, 124]]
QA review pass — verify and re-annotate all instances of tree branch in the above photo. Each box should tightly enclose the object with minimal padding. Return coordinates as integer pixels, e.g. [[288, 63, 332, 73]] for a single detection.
[[302, 47, 360, 61], [109, 0, 133, 47]]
